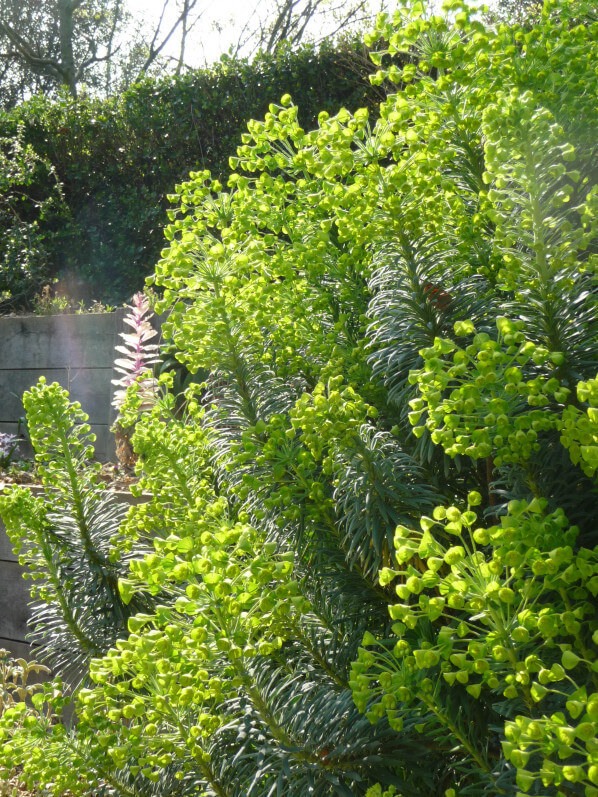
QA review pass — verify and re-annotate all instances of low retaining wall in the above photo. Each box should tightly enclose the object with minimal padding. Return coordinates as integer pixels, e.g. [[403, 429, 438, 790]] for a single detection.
[[0, 527, 30, 660], [0, 311, 130, 462], [0, 309, 163, 667]]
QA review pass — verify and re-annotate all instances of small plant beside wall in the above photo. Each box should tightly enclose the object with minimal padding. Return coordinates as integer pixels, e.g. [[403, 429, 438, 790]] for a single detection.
[[31, 284, 115, 316], [0, 648, 50, 716], [0, 433, 20, 470]]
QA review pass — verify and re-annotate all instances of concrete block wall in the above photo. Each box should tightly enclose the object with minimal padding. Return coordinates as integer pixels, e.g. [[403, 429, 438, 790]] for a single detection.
[[0, 518, 30, 660], [0, 311, 129, 462], [0, 309, 162, 666]]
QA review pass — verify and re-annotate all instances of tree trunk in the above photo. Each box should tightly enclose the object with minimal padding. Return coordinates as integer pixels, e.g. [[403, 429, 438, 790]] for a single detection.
[[58, 0, 77, 96]]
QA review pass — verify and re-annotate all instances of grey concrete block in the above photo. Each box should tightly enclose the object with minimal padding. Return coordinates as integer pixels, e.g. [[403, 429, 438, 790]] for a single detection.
[[0, 637, 32, 661], [0, 522, 17, 562], [90, 425, 113, 460], [0, 560, 30, 642], [0, 367, 113, 425], [0, 313, 121, 370]]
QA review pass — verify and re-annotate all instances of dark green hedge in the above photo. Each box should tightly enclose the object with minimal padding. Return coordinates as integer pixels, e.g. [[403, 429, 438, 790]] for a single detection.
[[0, 40, 385, 305]]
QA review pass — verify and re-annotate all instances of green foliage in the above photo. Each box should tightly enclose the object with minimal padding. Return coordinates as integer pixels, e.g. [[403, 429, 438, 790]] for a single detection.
[[150, 0, 598, 791], [0, 379, 149, 678], [1, 388, 418, 795], [0, 125, 67, 309], [1, 1, 598, 795], [354, 495, 598, 793], [0, 38, 385, 306], [561, 374, 598, 477]]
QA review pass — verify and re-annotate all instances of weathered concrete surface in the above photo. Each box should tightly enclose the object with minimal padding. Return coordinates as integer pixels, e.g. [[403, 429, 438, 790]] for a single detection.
[[0, 520, 16, 561], [0, 638, 34, 661], [0, 313, 124, 370], [0, 368, 112, 422], [0, 311, 126, 462], [0, 559, 30, 642]]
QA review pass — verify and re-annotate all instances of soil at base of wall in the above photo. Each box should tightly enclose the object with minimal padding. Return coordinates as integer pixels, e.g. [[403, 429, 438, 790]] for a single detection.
[[0, 462, 138, 493], [1, 773, 38, 796]]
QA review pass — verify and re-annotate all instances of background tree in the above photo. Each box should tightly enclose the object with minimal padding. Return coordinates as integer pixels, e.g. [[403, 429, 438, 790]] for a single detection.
[[0, 0, 125, 101], [132, 0, 204, 79], [232, 0, 391, 57], [0, 1, 57, 108], [0, 0, 205, 107]]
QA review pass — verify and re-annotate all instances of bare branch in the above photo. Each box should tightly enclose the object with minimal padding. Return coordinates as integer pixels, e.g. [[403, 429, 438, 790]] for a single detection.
[[266, 0, 305, 53], [103, 0, 122, 93], [77, 43, 120, 78], [0, 19, 63, 80], [230, 7, 262, 58], [146, 0, 171, 57], [136, 0, 201, 77], [313, 0, 371, 44], [176, 0, 190, 74], [232, 0, 390, 59]]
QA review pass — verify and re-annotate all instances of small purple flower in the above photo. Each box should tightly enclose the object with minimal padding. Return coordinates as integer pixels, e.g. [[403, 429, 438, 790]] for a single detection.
[[0, 432, 20, 467]]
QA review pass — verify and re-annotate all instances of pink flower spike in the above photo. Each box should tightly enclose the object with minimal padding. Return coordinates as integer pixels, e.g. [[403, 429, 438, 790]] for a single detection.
[[111, 292, 160, 412]]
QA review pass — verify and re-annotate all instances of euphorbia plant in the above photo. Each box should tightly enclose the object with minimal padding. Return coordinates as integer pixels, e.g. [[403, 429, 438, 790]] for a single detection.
[[1, 387, 413, 795], [1, 0, 598, 795], [352, 494, 598, 794], [0, 379, 151, 679]]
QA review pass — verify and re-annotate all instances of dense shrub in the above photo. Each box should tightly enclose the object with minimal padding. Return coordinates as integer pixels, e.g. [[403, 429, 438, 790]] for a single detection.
[[1, 0, 598, 795], [0, 125, 68, 309], [0, 39, 386, 306]]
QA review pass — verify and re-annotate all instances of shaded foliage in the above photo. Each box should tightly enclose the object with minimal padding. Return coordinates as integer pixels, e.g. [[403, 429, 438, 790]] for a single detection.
[[0, 38, 387, 307]]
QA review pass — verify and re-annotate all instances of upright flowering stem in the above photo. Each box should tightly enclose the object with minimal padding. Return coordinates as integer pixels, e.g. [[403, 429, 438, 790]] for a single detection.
[[111, 292, 160, 468]]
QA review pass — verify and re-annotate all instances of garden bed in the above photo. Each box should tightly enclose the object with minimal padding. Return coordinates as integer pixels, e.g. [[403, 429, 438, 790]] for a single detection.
[[0, 461, 137, 491]]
